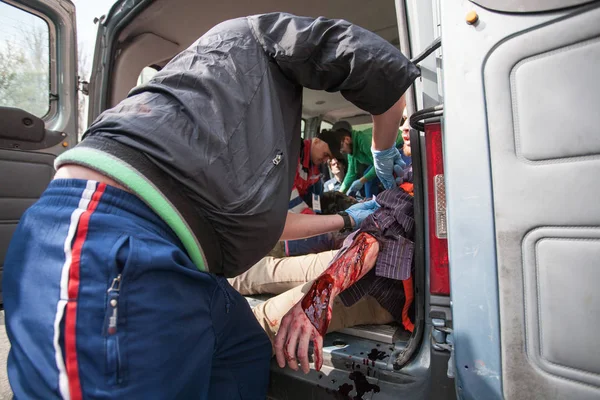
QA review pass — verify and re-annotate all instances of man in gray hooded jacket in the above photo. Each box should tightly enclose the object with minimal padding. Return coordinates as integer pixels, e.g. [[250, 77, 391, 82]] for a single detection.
[[3, 12, 419, 399]]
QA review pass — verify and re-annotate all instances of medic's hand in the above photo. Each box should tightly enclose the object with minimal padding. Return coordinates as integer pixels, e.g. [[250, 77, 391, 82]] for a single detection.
[[345, 199, 380, 228], [274, 301, 326, 373], [347, 179, 365, 196], [372, 146, 406, 189]]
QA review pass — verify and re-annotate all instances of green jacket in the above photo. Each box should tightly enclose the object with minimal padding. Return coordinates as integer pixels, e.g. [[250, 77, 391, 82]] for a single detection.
[[339, 128, 403, 193]]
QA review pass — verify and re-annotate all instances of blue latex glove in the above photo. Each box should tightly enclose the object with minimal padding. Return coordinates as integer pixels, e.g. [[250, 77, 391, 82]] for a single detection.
[[394, 164, 404, 186], [348, 179, 364, 195], [372, 146, 406, 190], [345, 199, 381, 229]]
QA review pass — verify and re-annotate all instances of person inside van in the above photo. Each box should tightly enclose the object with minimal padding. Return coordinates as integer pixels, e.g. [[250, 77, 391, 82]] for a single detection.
[[289, 129, 350, 214], [3, 13, 419, 399], [324, 158, 347, 192], [336, 120, 406, 198]]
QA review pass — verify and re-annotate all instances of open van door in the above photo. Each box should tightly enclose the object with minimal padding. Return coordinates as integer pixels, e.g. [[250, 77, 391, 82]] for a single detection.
[[0, 0, 78, 304], [441, 1, 600, 399]]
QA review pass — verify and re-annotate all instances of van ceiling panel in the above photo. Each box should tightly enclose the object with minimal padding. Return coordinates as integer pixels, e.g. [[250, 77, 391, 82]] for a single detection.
[[117, 0, 399, 48], [302, 89, 372, 121], [115, 0, 400, 122]]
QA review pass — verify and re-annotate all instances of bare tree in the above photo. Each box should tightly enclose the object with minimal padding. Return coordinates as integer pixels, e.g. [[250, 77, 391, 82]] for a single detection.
[[0, 24, 49, 117], [77, 40, 92, 137], [0, 42, 26, 103], [20, 25, 47, 71]]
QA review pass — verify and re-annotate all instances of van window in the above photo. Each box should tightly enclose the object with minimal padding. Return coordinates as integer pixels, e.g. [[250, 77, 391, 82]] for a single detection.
[[301, 118, 306, 138], [137, 66, 159, 86], [320, 120, 332, 132], [0, 2, 50, 118]]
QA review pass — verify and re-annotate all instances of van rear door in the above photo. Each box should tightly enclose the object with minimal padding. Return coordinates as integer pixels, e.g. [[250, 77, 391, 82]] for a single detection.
[[0, 0, 78, 304], [441, 1, 600, 399]]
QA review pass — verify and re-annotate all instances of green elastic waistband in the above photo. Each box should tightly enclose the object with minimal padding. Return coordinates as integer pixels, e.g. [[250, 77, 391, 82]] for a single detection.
[[55, 147, 208, 272]]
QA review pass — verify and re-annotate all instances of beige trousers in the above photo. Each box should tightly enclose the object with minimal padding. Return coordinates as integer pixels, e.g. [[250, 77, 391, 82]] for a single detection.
[[229, 251, 394, 344]]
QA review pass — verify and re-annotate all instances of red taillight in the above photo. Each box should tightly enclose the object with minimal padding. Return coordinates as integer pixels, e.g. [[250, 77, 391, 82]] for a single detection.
[[425, 122, 450, 296]]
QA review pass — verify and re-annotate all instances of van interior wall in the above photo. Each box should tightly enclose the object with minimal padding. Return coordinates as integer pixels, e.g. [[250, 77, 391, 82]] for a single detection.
[[107, 0, 400, 123], [110, 33, 180, 106]]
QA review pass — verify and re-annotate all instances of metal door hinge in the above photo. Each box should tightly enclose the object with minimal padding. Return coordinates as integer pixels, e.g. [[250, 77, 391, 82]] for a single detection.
[[432, 318, 455, 378], [78, 78, 89, 96]]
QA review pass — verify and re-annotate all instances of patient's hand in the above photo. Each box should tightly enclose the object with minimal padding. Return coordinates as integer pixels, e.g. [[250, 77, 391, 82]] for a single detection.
[[274, 300, 326, 373]]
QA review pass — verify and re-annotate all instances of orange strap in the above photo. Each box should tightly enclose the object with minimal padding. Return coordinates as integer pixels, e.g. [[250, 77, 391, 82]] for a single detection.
[[399, 182, 414, 197], [401, 276, 414, 333]]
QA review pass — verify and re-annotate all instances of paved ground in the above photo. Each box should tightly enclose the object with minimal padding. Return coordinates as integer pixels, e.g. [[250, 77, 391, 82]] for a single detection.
[[0, 312, 12, 399]]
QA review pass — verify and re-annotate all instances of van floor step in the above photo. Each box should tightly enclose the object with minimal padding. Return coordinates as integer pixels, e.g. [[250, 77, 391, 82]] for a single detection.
[[338, 324, 410, 344], [321, 331, 408, 373]]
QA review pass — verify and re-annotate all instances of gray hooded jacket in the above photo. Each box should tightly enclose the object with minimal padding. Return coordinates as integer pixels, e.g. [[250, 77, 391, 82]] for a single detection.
[[56, 13, 420, 277]]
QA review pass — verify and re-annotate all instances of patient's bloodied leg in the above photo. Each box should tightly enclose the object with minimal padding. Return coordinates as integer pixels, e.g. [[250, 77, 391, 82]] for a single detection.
[[274, 232, 379, 373]]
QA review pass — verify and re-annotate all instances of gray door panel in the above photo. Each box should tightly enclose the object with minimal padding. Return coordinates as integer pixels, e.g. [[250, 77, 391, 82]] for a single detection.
[[523, 228, 600, 382], [0, 0, 77, 304], [484, 4, 600, 398], [442, 1, 600, 399], [0, 150, 56, 303]]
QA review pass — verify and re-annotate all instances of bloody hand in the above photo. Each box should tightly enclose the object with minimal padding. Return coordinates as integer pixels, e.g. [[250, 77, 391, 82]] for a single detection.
[[274, 300, 326, 373]]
